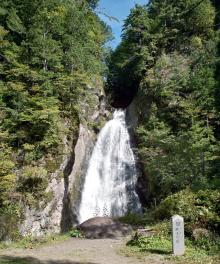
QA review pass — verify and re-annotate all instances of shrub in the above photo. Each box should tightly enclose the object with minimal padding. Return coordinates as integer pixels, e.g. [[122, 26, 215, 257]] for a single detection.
[[18, 166, 48, 194], [153, 189, 220, 235], [118, 213, 147, 226], [69, 229, 85, 238], [192, 230, 220, 252], [0, 141, 16, 207], [17, 166, 49, 208], [0, 205, 21, 241]]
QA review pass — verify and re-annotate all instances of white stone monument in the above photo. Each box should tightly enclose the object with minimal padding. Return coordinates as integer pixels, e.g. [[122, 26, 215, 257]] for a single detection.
[[171, 215, 185, 256]]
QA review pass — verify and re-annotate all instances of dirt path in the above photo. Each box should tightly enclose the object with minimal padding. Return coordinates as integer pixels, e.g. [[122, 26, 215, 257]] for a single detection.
[[0, 238, 169, 264]]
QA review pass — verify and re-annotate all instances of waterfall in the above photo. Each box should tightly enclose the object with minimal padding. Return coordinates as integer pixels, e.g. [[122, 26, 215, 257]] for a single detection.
[[78, 109, 141, 223]]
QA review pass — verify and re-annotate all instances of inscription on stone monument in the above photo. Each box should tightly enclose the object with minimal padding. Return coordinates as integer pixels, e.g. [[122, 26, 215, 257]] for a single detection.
[[172, 215, 185, 256]]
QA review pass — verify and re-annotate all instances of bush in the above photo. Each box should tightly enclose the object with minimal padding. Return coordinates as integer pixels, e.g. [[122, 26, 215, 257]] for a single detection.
[[0, 142, 16, 207], [192, 230, 220, 252], [126, 231, 220, 263], [118, 213, 146, 226], [0, 205, 20, 241], [18, 166, 48, 194], [17, 166, 50, 208], [153, 189, 220, 235], [69, 229, 85, 238]]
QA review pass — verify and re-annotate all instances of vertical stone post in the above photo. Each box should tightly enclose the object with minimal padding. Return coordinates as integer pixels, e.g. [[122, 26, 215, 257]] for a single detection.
[[171, 215, 185, 256]]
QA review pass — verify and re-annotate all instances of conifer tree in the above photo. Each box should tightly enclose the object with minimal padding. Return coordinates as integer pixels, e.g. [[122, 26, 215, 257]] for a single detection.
[[107, 0, 220, 200], [0, 0, 110, 222]]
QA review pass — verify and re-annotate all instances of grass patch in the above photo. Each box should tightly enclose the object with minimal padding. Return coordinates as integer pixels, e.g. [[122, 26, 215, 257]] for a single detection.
[[124, 221, 220, 264], [0, 233, 69, 250], [127, 235, 171, 254], [69, 228, 85, 238]]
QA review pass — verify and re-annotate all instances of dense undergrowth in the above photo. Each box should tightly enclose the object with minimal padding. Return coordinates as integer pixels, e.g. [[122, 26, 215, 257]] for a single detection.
[[120, 188, 220, 263], [121, 212, 220, 263], [153, 189, 220, 234], [124, 234, 220, 264]]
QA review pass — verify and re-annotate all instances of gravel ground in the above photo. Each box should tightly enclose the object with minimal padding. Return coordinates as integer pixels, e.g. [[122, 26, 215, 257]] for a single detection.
[[0, 237, 171, 264]]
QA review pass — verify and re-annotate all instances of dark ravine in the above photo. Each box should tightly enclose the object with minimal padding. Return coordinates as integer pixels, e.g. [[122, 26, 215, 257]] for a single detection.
[[126, 98, 150, 207]]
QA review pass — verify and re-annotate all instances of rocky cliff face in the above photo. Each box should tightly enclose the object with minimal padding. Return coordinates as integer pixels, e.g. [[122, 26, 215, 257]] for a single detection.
[[19, 82, 111, 237], [126, 97, 149, 207]]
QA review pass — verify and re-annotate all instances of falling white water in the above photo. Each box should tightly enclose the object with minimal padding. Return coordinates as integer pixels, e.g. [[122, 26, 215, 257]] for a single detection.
[[78, 109, 141, 223]]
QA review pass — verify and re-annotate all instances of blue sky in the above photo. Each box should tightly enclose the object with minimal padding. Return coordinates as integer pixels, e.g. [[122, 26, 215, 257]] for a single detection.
[[97, 0, 149, 48]]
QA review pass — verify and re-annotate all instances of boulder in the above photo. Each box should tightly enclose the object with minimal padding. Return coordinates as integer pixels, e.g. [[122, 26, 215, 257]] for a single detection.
[[78, 216, 133, 239]]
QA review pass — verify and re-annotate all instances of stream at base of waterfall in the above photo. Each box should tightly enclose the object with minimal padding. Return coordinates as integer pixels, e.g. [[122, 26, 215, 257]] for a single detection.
[[78, 109, 141, 223]]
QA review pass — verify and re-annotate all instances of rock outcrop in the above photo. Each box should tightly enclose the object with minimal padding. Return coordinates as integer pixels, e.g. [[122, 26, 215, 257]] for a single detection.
[[19, 81, 111, 237]]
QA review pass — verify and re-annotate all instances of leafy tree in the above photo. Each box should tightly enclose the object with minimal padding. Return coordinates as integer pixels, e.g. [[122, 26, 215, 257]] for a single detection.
[[107, 0, 220, 205]]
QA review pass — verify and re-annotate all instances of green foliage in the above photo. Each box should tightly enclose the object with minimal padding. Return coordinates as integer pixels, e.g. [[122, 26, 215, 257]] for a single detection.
[[136, 114, 219, 199], [107, 0, 216, 104], [106, 1, 220, 222], [150, 221, 171, 237], [0, 204, 21, 241], [118, 213, 146, 226], [127, 234, 171, 254], [126, 231, 220, 264], [191, 231, 220, 252], [0, 0, 110, 156], [0, 133, 16, 207], [0, 0, 110, 240], [0, 233, 69, 250], [106, 4, 150, 106], [0, 0, 109, 161], [126, 211, 220, 263], [153, 189, 220, 235], [69, 229, 85, 238], [18, 166, 48, 196]]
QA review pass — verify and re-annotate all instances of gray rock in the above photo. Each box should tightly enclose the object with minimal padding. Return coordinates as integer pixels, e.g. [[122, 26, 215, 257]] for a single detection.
[[78, 217, 133, 239]]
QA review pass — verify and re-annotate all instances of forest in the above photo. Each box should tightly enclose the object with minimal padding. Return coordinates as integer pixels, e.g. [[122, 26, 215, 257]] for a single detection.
[[107, 0, 220, 223], [106, 0, 220, 252], [0, 0, 111, 237], [0, 0, 220, 263]]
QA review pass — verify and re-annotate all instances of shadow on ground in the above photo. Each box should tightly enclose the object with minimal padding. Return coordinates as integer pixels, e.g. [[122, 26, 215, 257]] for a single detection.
[[0, 256, 97, 264], [140, 248, 171, 255]]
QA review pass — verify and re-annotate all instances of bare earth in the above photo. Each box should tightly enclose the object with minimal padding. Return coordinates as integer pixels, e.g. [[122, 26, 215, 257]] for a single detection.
[[0, 238, 170, 264]]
